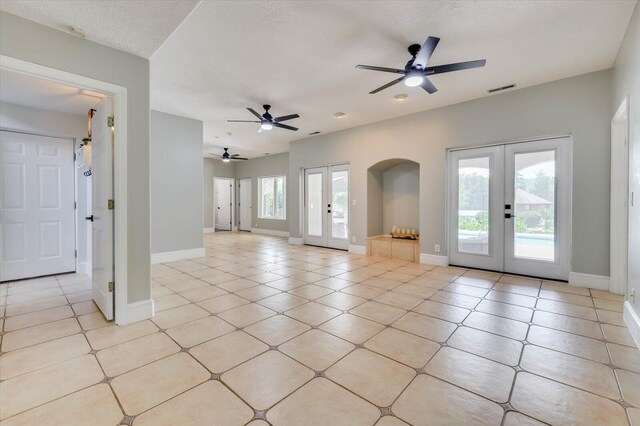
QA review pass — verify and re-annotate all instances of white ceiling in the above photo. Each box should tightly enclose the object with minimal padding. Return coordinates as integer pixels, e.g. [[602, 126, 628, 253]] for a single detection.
[[0, 0, 200, 58], [0, 68, 104, 115], [2, 1, 635, 158], [150, 0, 636, 158]]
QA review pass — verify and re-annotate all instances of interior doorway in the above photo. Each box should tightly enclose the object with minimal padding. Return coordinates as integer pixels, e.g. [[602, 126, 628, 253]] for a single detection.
[[610, 98, 629, 295], [214, 177, 234, 231], [303, 164, 349, 250], [1, 56, 128, 324], [238, 177, 252, 231], [447, 137, 571, 280]]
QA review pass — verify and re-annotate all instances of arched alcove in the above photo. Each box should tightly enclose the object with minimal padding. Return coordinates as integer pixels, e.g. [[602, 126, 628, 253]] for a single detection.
[[367, 158, 420, 237]]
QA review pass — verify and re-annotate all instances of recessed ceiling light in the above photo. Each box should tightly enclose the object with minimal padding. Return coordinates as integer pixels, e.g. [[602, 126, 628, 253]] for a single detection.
[[334, 112, 346, 118], [394, 94, 408, 101]]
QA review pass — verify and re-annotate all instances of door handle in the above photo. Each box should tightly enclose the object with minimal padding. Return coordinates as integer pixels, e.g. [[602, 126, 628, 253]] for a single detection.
[[327, 210, 332, 214], [504, 213, 517, 219], [85, 215, 94, 222]]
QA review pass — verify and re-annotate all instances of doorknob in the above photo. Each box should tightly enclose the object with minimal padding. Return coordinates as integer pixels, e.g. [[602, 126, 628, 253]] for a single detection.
[[504, 213, 517, 219], [85, 215, 94, 222]]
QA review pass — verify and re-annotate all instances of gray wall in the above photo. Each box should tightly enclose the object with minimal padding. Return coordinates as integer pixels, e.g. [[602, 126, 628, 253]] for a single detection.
[[150, 110, 203, 254], [234, 152, 290, 233], [383, 162, 420, 234], [290, 69, 612, 276], [613, 4, 640, 315], [1, 11, 151, 303], [203, 158, 235, 229]]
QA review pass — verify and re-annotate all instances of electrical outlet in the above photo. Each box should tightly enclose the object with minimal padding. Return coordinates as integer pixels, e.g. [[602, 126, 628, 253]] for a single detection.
[[434, 244, 441, 253], [351, 236, 356, 243], [631, 288, 636, 304]]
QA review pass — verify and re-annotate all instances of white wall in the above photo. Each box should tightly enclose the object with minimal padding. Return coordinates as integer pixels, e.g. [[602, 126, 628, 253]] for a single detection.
[[382, 162, 420, 234], [612, 3, 640, 329], [0, 101, 91, 271], [290, 69, 612, 277], [150, 110, 203, 255], [1, 11, 151, 304]]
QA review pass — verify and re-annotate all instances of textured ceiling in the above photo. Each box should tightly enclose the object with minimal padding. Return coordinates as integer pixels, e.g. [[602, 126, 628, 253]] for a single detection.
[[0, 0, 200, 58], [150, 0, 636, 158], [0, 69, 104, 115]]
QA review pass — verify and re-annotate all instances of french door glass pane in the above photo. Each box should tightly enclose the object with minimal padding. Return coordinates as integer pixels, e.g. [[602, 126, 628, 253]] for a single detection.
[[513, 150, 555, 261], [307, 173, 323, 236], [331, 170, 348, 239], [457, 157, 490, 255], [275, 176, 285, 219], [261, 177, 275, 218]]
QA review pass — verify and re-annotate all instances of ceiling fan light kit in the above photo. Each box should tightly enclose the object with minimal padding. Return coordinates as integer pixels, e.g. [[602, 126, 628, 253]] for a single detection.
[[357, 36, 486, 95]]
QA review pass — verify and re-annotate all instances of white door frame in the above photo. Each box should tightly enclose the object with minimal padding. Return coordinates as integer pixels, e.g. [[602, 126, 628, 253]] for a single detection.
[[447, 135, 572, 280], [302, 164, 350, 250], [1, 55, 130, 324], [238, 177, 252, 231], [213, 177, 234, 231], [611, 97, 629, 295]]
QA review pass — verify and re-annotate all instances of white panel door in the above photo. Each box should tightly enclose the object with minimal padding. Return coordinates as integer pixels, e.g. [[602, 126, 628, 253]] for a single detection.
[[304, 165, 349, 250], [215, 178, 232, 230], [0, 130, 75, 281], [91, 98, 114, 320], [239, 178, 252, 231]]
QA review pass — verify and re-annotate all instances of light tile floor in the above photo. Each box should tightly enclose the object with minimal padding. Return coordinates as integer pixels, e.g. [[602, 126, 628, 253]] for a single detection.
[[1, 231, 639, 425]]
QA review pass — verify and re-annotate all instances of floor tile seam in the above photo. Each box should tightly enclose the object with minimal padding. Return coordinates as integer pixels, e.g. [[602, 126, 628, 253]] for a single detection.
[[0, 317, 83, 353]]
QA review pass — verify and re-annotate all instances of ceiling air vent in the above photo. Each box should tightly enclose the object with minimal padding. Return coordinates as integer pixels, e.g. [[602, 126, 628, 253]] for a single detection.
[[309, 131, 321, 135], [488, 84, 516, 94]]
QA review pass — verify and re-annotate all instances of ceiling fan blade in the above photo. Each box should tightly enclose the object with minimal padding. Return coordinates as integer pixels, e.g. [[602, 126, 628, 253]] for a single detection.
[[230, 154, 240, 157], [369, 76, 405, 94], [247, 107, 263, 119], [274, 113, 299, 122], [231, 157, 249, 160], [273, 122, 299, 131], [356, 65, 405, 74], [427, 59, 486, 75], [228, 120, 261, 123], [413, 36, 440, 69], [420, 77, 438, 94]]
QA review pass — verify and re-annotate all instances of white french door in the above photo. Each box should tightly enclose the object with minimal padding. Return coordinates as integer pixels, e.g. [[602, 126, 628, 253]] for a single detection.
[[304, 164, 349, 250], [91, 98, 114, 320], [448, 137, 571, 280], [238, 178, 252, 231], [0, 131, 76, 281]]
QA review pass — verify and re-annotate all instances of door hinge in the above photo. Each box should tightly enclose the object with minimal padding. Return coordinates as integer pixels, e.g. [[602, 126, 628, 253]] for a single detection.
[[74, 201, 77, 210], [108, 199, 115, 210], [107, 116, 115, 128], [73, 153, 76, 162], [108, 281, 114, 292], [75, 249, 77, 258]]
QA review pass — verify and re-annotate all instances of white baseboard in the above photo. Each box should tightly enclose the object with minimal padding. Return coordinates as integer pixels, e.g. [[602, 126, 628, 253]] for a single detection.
[[151, 247, 206, 264], [204, 228, 215, 234], [420, 253, 449, 266], [349, 245, 366, 255], [568, 272, 610, 291], [250, 227, 290, 238], [125, 298, 154, 324], [623, 301, 640, 349], [288, 237, 303, 245]]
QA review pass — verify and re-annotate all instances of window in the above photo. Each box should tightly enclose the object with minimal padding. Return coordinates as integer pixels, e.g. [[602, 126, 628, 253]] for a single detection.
[[258, 176, 286, 220]]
